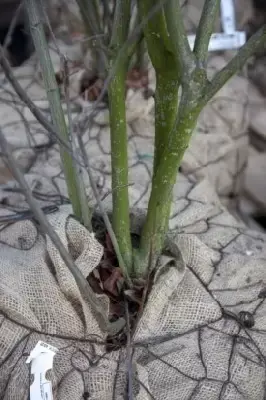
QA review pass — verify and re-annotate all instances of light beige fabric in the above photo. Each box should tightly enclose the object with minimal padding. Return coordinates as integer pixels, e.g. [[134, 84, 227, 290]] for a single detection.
[[0, 2, 264, 398], [0, 186, 266, 399]]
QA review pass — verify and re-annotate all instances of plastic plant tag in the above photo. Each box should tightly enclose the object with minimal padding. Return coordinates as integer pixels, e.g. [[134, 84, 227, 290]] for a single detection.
[[26, 341, 58, 400], [220, 0, 236, 34], [188, 0, 246, 52], [188, 31, 246, 52]]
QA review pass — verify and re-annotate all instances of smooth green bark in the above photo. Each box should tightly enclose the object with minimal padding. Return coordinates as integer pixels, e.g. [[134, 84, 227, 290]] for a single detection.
[[137, 95, 202, 274], [108, 0, 133, 273], [193, 0, 220, 65], [134, 0, 215, 275], [25, 0, 86, 223], [153, 72, 179, 175]]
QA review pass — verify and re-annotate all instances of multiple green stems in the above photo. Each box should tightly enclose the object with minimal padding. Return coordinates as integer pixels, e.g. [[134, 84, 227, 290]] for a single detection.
[[132, 0, 266, 277], [28, 0, 266, 281], [133, 0, 201, 275], [76, 0, 266, 280]]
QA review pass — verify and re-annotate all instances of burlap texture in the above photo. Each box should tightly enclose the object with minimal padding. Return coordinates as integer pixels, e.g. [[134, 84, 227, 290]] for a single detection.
[[0, 2, 263, 398], [0, 0, 252, 206], [0, 53, 250, 211], [0, 180, 266, 399]]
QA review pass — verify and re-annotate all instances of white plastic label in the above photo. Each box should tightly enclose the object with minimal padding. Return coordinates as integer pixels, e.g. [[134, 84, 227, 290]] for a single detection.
[[188, 0, 246, 52], [188, 31, 246, 52], [26, 341, 58, 400], [220, 0, 236, 34]]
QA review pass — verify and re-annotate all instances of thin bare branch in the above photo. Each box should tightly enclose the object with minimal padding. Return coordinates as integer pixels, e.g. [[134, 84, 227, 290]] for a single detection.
[[102, 0, 112, 38], [76, 0, 107, 77], [3, 1, 24, 50], [81, 0, 170, 121], [0, 127, 110, 333], [0, 45, 73, 155], [204, 23, 266, 102]]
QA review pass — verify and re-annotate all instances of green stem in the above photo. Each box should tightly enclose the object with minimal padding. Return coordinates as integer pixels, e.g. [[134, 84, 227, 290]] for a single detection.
[[102, 0, 112, 38], [76, 0, 102, 37], [133, 0, 180, 276], [137, 67, 208, 275], [136, 36, 146, 71], [193, 0, 220, 65], [127, 8, 145, 69], [203, 24, 266, 103], [135, 4, 266, 278], [163, 0, 196, 79], [138, 0, 180, 176], [77, 134, 132, 285], [136, 0, 210, 275], [108, 0, 132, 273], [25, 0, 83, 221], [138, 0, 173, 72], [137, 98, 201, 275], [153, 72, 179, 175], [144, 73, 179, 274], [64, 77, 92, 230]]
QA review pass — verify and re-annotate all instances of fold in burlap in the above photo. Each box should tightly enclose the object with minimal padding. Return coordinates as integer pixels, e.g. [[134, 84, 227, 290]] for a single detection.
[[0, 178, 266, 399]]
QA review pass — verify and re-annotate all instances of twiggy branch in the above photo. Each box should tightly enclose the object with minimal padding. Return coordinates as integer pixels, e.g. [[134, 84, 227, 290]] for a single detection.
[[76, 0, 107, 77], [81, 0, 170, 118], [102, 0, 112, 38], [0, 45, 86, 170], [76, 0, 102, 38], [193, 0, 220, 65], [3, 1, 24, 50], [0, 127, 110, 334], [0, 46, 59, 143], [203, 24, 266, 102]]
